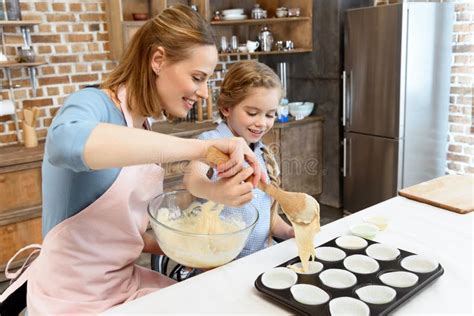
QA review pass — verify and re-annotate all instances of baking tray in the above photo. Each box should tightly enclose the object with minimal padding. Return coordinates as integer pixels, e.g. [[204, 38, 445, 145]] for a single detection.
[[255, 236, 444, 315]]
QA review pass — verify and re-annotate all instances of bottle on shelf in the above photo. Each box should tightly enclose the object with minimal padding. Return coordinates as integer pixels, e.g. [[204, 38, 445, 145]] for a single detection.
[[251, 4, 264, 20], [258, 26, 273, 52]]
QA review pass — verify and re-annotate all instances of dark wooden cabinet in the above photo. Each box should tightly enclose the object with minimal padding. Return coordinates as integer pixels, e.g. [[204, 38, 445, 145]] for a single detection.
[[263, 116, 323, 196]]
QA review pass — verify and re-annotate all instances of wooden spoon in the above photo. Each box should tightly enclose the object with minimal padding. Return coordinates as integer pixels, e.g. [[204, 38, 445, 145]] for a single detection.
[[206, 146, 317, 224]]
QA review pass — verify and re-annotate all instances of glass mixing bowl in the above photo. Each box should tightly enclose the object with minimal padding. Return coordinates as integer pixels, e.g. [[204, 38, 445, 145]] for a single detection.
[[148, 190, 258, 269]]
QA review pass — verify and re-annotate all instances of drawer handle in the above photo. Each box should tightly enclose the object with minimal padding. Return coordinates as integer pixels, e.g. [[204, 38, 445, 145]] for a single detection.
[[0, 175, 5, 183]]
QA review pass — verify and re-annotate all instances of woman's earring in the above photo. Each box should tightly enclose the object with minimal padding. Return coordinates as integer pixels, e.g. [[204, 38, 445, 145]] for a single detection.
[[154, 68, 160, 76]]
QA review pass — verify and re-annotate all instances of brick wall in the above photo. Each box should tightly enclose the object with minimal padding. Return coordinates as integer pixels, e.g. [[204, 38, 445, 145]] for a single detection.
[[447, 0, 474, 175], [0, 0, 115, 145]]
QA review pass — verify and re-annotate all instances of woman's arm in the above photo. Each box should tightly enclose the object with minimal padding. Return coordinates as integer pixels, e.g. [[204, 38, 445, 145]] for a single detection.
[[84, 123, 209, 168], [83, 124, 262, 186]]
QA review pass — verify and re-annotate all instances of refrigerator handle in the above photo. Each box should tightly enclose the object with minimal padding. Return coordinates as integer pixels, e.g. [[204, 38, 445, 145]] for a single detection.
[[342, 137, 347, 177], [341, 71, 347, 126]]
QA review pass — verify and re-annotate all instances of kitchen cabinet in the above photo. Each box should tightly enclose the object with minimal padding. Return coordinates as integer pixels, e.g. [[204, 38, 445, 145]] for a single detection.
[[0, 144, 43, 283], [208, 0, 312, 57], [106, 0, 313, 60], [263, 116, 323, 196]]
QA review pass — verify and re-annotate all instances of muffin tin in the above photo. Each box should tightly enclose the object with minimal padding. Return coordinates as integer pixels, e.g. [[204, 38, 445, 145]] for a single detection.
[[255, 236, 444, 315]]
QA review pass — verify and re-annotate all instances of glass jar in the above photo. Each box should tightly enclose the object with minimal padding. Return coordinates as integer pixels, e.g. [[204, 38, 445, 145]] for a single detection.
[[220, 36, 228, 53], [275, 7, 288, 18], [17, 46, 35, 63], [251, 4, 264, 19], [288, 8, 301, 17], [258, 26, 273, 52], [213, 11, 222, 21]]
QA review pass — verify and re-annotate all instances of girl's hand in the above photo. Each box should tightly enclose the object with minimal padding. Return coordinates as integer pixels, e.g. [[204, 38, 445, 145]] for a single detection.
[[271, 216, 295, 240], [286, 226, 295, 239], [209, 137, 265, 188], [210, 167, 255, 207]]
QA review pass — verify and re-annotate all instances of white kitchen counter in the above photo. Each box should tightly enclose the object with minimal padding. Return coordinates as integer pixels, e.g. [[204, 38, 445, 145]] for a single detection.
[[103, 196, 473, 315]]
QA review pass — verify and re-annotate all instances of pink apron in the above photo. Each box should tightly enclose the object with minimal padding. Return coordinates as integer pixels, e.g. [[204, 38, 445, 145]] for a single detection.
[[0, 88, 175, 314]]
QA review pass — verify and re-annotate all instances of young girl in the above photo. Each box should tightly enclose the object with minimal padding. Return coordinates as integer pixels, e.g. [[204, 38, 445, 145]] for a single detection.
[[184, 61, 294, 258]]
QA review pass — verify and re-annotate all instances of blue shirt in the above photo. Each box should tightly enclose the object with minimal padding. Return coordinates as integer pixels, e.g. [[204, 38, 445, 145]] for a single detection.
[[198, 122, 273, 258], [42, 88, 125, 236]]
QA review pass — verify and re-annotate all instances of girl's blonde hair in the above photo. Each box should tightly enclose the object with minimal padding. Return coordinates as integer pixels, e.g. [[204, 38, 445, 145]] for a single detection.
[[102, 5, 216, 118], [217, 60, 282, 115], [217, 60, 283, 244]]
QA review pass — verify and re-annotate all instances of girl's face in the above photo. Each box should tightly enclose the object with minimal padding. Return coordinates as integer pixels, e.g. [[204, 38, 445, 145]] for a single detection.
[[221, 87, 280, 144], [155, 45, 218, 118]]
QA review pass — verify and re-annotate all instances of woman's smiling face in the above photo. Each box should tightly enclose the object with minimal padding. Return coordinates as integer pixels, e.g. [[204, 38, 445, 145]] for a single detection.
[[155, 45, 218, 118], [221, 87, 280, 143]]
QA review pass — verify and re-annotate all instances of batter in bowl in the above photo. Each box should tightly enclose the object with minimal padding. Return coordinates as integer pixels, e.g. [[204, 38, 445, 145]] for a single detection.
[[154, 201, 248, 268]]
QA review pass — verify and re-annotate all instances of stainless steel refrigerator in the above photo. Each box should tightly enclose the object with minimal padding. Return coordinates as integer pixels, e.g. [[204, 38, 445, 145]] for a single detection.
[[342, 2, 454, 213]]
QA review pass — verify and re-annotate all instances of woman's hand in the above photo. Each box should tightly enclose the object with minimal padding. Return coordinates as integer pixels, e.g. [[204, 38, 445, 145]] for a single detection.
[[209, 167, 255, 207], [208, 137, 265, 188]]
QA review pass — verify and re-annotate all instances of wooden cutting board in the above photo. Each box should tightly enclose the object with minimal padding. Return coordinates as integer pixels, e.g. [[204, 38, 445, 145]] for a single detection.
[[399, 175, 474, 214]]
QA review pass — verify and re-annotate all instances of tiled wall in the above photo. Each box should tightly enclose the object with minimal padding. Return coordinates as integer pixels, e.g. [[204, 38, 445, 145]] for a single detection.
[[0, 1, 472, 177], [447, 0, 473, 175]]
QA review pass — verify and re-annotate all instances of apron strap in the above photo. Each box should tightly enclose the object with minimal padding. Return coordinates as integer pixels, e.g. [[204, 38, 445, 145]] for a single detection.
[[5, 244, 42, 281]]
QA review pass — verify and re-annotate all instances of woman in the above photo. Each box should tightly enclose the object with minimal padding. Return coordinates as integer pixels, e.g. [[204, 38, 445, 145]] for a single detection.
[[0, 5, 262, 314]]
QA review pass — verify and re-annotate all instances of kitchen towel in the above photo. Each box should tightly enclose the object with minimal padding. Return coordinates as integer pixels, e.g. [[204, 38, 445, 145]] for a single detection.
[[0, 99, 15, 116]]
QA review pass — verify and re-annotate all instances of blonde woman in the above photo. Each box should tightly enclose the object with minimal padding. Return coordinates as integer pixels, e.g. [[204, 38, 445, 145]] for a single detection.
[[0, 6, 263, 314], [184, 61, 294, 259]]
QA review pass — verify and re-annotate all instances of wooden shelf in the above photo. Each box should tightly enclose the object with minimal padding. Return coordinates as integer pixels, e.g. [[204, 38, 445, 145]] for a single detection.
[[106, 0, 313, 59], [0, 61, 46, 69], [0, 20, 41, 27], [211, 16, 310, 26], [219, 48, 312, 57]]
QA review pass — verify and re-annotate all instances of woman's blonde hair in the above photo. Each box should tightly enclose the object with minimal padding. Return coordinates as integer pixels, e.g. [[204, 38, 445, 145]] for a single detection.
[[102, 5, 216, 118], [217, 60, 283, 244]]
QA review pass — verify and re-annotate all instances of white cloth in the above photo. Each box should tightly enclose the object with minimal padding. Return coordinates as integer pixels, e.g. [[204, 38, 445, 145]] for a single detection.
[[0, 100, 15, 116]]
